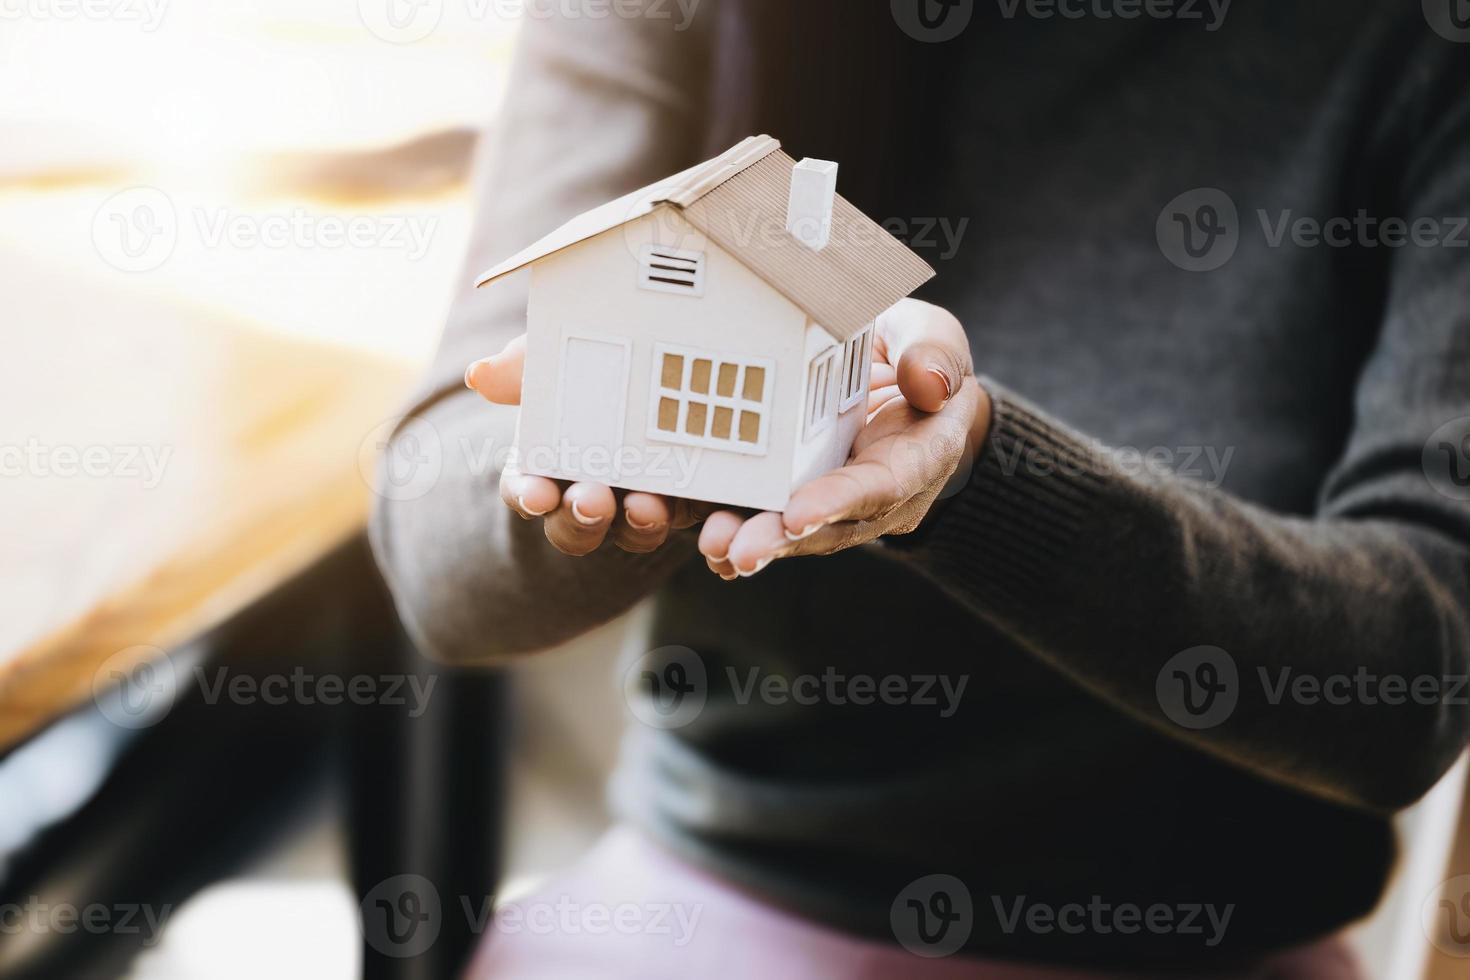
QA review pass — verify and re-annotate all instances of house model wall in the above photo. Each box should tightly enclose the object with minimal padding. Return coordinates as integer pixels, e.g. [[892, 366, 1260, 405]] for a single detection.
[[475, 136, 935, 513]]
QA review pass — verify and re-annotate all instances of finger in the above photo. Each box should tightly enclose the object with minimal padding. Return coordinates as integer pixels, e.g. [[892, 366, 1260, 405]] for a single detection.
[[671, 497, 719, 531], [896, 344, 964, 413], [544, 482, 616, 556], [613, 492, 673, 554], [876, 300, 972, 414], [726, 512, 793, 577], [698, 510, 745, 579], [465, 334, 527, 405], [869, 361, 898, 389], [867, 384, 902, 416], [777, 519, 864, 559], [780, 460, 903, 541], [500, 468, 562, 519]]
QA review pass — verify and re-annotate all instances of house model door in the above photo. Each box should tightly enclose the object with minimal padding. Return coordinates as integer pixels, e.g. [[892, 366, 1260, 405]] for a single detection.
[[557, 335, 631, 480]]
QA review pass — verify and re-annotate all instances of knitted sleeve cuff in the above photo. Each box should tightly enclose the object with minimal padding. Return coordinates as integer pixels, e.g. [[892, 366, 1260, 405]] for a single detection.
[[887, 377, 1113, 616]]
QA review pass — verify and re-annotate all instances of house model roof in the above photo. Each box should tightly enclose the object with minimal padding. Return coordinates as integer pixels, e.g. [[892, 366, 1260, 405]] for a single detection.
[[474, 135, 936, 341]]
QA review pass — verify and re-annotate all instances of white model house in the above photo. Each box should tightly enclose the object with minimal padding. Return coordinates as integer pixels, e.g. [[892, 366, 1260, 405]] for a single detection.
[[475, 135, 935, 512]]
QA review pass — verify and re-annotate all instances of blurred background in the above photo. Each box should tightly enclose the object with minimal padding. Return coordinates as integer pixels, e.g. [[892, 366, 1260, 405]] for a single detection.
[[0, 0, 504, 362], [0, 4, 635, 978], [4, 4, 1470, 979]]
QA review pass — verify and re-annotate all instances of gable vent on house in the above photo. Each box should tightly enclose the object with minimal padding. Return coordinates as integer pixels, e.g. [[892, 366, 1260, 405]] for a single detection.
[[638, 245, 706, 297]]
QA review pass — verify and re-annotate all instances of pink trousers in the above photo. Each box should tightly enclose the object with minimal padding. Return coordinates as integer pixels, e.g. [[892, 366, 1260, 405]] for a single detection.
[[468, 827, 1364, 979]]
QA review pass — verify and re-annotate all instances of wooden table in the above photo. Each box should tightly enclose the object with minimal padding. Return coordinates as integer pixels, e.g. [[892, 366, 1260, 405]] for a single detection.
[[0, 248, 416, 752]]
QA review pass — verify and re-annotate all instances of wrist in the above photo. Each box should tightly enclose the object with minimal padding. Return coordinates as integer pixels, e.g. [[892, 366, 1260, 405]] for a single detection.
[[966, 375, 994, 460]]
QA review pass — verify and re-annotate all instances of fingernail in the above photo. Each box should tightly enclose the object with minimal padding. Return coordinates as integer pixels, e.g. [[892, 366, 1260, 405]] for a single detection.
[[927, 368, 953, 402], [518, 495, 551, 518], [570, 500, 604, 526], [626, 510, 660, 532], [464, 362, 481, 390], [783, 522, 824, 543], [720, 572, 739, 582], [736, 557, 773, 579]]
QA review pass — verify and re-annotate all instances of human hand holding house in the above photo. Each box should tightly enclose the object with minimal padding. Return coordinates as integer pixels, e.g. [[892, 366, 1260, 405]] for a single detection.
[[467, 298, 991, 571], [464, 137, 989, 569], [467, 333, 718, 557], [698, 298, 991, 580]]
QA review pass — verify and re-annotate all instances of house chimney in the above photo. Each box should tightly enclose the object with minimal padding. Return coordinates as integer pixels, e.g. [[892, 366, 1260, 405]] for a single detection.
[[786, 158, 838, 251]]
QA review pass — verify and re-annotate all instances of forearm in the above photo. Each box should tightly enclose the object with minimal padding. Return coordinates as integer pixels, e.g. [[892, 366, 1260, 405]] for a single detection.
[[370, 389, 695, 663], [895, 380, 1470, 813]]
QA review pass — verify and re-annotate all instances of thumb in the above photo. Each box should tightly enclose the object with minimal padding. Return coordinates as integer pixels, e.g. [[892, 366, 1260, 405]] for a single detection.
[[880, 300, 973, 414], [465, 333, 526, 405]]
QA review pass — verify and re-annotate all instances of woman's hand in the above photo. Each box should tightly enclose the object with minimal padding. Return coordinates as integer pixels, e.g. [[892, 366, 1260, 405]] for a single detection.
[[699, 299, 991, 580], [466, 336, 708, 556], [467, 299, 988, 565]]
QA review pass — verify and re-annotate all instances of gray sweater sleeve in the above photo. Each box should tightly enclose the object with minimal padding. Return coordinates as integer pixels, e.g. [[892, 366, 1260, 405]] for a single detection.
[[369, 6, 711, 663], [895, 66, 1470, 814]]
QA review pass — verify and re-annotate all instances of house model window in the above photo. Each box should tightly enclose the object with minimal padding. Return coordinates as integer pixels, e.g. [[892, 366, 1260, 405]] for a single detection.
[[650, 343, 773, 455], [838, 326, 873, 412], [805, 346, 843, 439], [638, 245, 706, 297], [806, 322, 872, 440]]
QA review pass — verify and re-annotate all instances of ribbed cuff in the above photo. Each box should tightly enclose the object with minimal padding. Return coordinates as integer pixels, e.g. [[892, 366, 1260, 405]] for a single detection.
[[891, 377, 1111, 616]]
